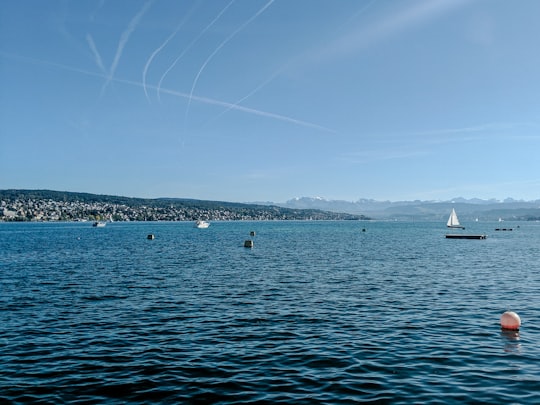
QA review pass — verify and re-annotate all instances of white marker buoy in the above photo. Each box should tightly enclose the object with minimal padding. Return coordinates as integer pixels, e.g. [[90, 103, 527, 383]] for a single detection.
[[500, 311, 521, 330]]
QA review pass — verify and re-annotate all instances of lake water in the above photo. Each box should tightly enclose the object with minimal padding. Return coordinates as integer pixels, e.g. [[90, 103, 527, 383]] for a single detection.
[[1, 220, 539, 403]]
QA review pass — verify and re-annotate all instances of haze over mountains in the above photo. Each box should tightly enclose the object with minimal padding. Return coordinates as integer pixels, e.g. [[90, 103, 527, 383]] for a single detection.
[[269, 197, 540, 221]]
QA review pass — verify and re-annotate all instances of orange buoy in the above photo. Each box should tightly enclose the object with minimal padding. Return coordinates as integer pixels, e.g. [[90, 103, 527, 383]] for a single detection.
[[500, 311, 521, 330]]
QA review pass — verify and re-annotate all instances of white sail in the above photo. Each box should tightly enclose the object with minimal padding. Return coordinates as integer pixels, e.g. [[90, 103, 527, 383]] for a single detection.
[[447, 208, 464, 228]]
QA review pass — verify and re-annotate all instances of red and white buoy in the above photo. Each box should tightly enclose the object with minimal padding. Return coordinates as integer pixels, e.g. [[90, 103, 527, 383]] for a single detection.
[[500, 311, 521, 331]]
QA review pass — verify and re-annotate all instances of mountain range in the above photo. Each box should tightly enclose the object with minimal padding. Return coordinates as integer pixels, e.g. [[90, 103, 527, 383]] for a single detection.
[[269, 197, 540, 221]]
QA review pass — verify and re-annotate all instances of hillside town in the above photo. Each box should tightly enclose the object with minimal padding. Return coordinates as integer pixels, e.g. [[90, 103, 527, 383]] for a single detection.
[[0, 191, 363, 222], [1, 197, 209, 222]]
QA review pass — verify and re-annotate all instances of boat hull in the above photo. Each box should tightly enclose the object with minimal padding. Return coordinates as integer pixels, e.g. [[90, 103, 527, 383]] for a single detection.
[[445, 234, 486, 240]]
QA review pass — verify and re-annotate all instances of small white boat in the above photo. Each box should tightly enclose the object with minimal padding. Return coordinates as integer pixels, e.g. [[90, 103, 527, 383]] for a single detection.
[[92, 221, 106, 227], [446, 208, 465, 229], [194, 220, 210, 228]]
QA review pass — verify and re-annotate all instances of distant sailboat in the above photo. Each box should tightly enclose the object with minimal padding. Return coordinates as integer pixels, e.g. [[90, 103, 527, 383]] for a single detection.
[[447, 208, 465, 229]]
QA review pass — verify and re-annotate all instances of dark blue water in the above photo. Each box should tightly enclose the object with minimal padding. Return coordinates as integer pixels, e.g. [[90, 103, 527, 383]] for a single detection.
[[1, 221, 539, 403]]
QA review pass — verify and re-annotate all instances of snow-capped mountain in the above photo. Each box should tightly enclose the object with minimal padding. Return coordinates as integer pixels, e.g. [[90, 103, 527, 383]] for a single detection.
[[271, 196, 540, 221]]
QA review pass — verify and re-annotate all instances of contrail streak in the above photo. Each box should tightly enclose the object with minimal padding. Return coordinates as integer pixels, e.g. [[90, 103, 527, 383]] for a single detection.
[[101, 0, 154, 94], [89, 0, 106, 22], [169, 88, 334, 133], [205, 64, 285, 127], [157, 0, 235, 102], [204, 0, 375, 126], [85, 33, 107, 74], [1, 51, 334, 133], [142, 1, 200, 103], [184, 0, 274, 124], [206, 0, 374, 125], [344, 0, 378, 26]]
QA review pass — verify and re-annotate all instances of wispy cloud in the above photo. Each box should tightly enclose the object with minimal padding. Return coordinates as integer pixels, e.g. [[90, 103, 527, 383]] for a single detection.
[[157, 0, 235, 102], [405, 122, 540, 144], [312, 0, 472, 62], [415, 179, 540, 201], [409, 122, 539, 136], [341, 148, 429, 164], [142, 1, 200, 103], [184, 0, 274, 125]]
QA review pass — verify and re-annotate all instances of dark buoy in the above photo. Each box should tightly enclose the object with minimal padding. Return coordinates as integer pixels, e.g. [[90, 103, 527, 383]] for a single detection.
[[250, 231, 256, 236], [244, 240, 254, 248], [147, 234, 155, 240]]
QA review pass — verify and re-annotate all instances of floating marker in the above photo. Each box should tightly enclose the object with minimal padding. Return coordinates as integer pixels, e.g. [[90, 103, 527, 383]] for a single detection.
[[500, 311, 521, 330], [244, 240, 254, 248], [147, 234, 155, 240], [250, 231, 256, 236]]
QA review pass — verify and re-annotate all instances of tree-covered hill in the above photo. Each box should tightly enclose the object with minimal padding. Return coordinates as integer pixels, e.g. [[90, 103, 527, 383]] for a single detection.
[[0, 189, 368, 222]]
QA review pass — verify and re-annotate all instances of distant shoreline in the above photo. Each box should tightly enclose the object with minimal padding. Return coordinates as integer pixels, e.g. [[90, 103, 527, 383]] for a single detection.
[[0, 189, 367, 222]]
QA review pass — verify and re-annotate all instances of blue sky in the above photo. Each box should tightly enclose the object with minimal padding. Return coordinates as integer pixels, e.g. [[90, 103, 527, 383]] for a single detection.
[[1, 0, 539, 202]]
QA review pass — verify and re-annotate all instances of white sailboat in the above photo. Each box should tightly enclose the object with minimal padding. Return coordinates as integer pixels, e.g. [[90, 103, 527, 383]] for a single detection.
[[447, 208, 465, 229]]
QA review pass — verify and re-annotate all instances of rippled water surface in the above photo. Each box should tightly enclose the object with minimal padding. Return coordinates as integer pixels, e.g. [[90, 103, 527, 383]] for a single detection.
[[1, 221, 539, 403]]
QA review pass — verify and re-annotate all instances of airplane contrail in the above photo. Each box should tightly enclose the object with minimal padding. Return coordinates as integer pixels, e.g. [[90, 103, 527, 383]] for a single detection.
[[85, 33, 107, 74], [204, 0, 376, 126], [1, 51, 335, 133], [101, 0, 154, 95], [184, 0, 274, 125], [170, 87, 335, 133], [343, 0, 378, 26], [89, 0, 106, 23], [142, 1, 200, 103], [157, 0, 235, 102], [205, 64, 286, 127]]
